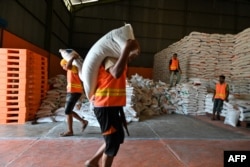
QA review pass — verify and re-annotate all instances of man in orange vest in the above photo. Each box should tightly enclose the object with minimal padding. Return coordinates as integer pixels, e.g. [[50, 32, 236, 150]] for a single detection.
[[59, 51, 88, 137], [211, 75, 229, 120], [85, 39, 140, 167], [169, 53, 182, 87]]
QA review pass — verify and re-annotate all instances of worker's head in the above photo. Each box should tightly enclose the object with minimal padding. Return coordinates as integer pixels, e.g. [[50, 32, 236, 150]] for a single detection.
[[219, 75, 225, 83], [173, 53, 177, 59], [60, 59, 68, 71]]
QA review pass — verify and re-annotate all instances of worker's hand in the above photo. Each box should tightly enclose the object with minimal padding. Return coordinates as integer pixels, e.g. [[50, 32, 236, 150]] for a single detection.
[[127, 39, 140, 54], [73, 54, 79, 59], [76, 103, 82, 110]]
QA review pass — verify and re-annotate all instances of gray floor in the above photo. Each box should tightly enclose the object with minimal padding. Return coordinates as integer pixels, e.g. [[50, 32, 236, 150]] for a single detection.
[[1, 114, 249, 140]]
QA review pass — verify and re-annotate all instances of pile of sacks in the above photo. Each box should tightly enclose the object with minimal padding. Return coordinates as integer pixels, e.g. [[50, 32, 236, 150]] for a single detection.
[[124, 74, 208, 120], [35, 74, 209, 124], [124, 74, 176, 120], [34, 74, 249, 128], [35, 75, 87, 123], [154, 27, 250, 94], [35, 74, 67, 123], [167, 78, 207, 115]]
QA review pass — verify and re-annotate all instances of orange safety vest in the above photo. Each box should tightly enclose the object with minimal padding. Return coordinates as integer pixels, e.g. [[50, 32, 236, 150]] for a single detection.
[[170, 58, 179, 71], [214, 83, 227, 100], [67, 67, 83, 93], [94, 65, 127, 107]]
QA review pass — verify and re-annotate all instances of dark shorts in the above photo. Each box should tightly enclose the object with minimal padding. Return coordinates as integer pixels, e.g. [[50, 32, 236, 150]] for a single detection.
[[213, 99, 224, 113], [94, 106, 125, 157], [64, 93, 82, 115]]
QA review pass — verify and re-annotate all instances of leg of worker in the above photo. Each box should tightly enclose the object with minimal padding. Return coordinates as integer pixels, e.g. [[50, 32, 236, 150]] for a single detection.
[[216, 99, 223, 120], [212, 99, 218, 120], [85, 143, 106, 167], [72, 111, 88, 131], [169, 71, 174, 87], [67, 113, 73, 133], [176, 71, 181, 85], [102, 154, 114, 167]]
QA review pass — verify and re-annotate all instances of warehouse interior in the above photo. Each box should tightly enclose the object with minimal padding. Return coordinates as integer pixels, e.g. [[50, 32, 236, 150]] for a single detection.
[[1, 0, 250, 167]]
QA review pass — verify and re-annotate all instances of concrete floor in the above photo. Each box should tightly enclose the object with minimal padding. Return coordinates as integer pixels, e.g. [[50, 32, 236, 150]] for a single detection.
[[0, 114, 250, 167]]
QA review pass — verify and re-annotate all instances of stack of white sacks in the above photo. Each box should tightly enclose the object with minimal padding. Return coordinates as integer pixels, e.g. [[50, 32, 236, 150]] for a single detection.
[[232, 28, 250, 94], [34, 74, 208, 124], [34, 74, 249, 127], [35, 75, 92, 124], [154, 28, 250, 93], [124, 74, 208, 118], [153, 27, 250, 126], [35, 75, 67, 123]]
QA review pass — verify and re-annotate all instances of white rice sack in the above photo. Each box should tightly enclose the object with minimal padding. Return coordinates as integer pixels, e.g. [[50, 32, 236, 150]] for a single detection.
[[36, 116, 54, 123], [54, 115, 66, 122], [224, 110, 240, 127], [54, 107, 65, 116], [82, 24, 135, 99], [59, 49, 84, 81]]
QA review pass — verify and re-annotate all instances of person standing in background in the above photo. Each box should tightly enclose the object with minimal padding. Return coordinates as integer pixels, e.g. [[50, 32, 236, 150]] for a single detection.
[[85, 39, 140, 167], [211, 75, 229, 120], [60, 54, 88, 137], [169, 53, 182, 87]]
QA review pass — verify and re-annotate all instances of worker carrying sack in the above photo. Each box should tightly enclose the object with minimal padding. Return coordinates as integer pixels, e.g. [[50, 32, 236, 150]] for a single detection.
[[82, 23, 135, 99], [59, 49, 84, 81]]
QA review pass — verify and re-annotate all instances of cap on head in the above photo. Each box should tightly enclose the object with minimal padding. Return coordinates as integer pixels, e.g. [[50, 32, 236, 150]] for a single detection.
[[60, 59, 67, 66]]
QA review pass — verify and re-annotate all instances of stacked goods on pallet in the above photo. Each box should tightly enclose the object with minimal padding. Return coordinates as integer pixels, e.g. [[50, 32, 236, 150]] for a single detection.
[[154, 28, 250, 93], [124, 74, 207, 119], [35, 74, 67, 123], [35, 75, 91, 124], [0, 49, 48, 124], [232, 28, 250, 94], [168, 80, 207, 115]]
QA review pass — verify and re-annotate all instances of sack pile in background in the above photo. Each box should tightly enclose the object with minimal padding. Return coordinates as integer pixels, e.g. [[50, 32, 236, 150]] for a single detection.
[[124, 74, 208, 119], [154, 28, 250, 94], [35, 75, 67, 123], [34, 74, 249, 128]]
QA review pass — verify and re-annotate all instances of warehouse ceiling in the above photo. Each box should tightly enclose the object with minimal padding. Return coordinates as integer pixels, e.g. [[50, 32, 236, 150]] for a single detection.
[[63, 0, 121, 12]]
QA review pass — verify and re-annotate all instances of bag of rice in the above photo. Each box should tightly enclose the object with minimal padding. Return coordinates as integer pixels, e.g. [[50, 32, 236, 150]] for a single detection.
[[82, 24, 135, 99]]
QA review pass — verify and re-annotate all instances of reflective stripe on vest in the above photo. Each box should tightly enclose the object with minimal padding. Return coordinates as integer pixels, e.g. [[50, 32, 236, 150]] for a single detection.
[[95, 88, 126, 97], [214, 83, 227, 100], [94, 66, 126, 107], [170, 58, 179, 71]]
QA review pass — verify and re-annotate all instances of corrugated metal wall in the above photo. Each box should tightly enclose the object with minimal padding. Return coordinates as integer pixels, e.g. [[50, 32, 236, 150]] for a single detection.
[[1, 0, 250, 68], [72, 0, 250, 68], [0, 0, 70, 54]]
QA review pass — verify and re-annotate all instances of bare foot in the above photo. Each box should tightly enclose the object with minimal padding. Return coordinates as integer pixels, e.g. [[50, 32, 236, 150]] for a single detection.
[[82, 120, 88, 132], [85, 160, 99, 167], [60, 131, 73, 137]]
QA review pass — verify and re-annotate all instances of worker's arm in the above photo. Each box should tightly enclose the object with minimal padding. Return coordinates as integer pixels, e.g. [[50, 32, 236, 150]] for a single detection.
[[108, 39, 140, 78], [178, 61, 182, 73], [169, 60, 172, 71], [66, 53, 79, 70], [225, 84, 229, 102], [212, 89, 216, 102]]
